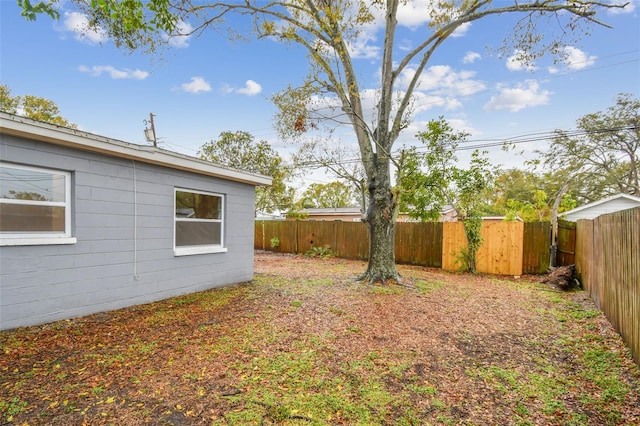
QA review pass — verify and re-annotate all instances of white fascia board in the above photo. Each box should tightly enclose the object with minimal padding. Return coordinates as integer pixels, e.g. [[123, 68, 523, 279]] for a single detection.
[[0, 113, 272, 187], [561, 193, 640, 217]]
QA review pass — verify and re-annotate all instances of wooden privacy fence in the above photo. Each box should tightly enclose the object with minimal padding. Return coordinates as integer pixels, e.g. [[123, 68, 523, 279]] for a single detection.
[[255, 220, 550, 275], [575, 207, 640, 365]]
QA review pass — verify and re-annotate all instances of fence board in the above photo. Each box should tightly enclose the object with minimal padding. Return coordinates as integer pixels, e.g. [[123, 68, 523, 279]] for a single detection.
[[576, 220, 596, 302], [523, 222, 551, 274], [334, 222, 369, 260], [297, 221, 335, 254], [395, 222, 443, 267], [254, 221, 298, 253], [442, 222, 466, 271], [478, 222, 524, 275], [556, 219, 576, 266], [442, 222, 524, 275]]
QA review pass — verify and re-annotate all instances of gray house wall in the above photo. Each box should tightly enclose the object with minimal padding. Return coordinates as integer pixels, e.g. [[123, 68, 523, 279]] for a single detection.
[[1, 134, 257, 330]]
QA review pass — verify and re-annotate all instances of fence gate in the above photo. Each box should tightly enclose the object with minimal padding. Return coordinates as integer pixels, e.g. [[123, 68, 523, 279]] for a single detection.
[[556, 219, 576, 266]]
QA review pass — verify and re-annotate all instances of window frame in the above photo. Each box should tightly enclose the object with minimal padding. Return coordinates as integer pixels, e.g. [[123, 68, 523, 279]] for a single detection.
[[0, 162, 76, 246], [173, 187, 227, 256]]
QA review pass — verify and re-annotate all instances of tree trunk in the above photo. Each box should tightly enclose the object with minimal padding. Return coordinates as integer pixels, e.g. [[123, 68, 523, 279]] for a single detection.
[[358, 164, 401, 284]]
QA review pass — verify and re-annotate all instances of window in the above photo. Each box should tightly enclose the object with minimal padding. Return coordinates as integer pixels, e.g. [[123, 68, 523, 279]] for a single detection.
[[174, 188, 226, 255], [0, 162, 75, 245]]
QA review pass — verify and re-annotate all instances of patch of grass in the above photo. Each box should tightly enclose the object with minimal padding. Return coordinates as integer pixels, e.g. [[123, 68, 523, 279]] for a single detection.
[[0, 397, 28, 422], [415, 279, 446, 294], [129, 339, 156, 355], [328, 305, 344, 315], [370, 285, 403, 295], [406, 383, 437, 396]]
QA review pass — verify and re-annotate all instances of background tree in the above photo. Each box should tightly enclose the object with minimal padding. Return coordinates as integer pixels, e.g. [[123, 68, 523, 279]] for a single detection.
[[486, 169, 577, 221], [0, 84, 76, 128], [298, 181, 358, 209], [22, 0, 629, 283], [293, 139, 367, 213], [0, 84, 20, 114], [199, 131, 295, 216], [397, 117, 495, 272], [538, 93, 639, 204]]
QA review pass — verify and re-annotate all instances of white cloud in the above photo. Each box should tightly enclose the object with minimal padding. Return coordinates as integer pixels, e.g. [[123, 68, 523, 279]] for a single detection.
[[164, 20, 193, 48], [506, 50, 536, 72], [396, 0, 433, 29], [236, 80, 263, 96], [450, 22, 471, 38], [561, 46, 597, 70], [398, 64, 486, 97], [61, 11, 108, 44], [180, 77, 212, 94], [347, 31, 381, 59], [463, 51, 481, 64], [78, 65, 149, 80], [221, 80, 263, 96], [484, 80, 552, 112]]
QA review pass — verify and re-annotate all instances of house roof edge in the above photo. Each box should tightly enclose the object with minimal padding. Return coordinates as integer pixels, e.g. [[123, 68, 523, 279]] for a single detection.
[[560, 193, 640, 217], [0, 113, 272, 187]]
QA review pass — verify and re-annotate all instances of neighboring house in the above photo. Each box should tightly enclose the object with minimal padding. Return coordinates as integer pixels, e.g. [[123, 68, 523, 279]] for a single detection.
[[293, 207, 363, 221], [560, 193, 640, 221], [0, 113, 271, 330], [483, 216, 524, 222], [290, 205, 459, 222]]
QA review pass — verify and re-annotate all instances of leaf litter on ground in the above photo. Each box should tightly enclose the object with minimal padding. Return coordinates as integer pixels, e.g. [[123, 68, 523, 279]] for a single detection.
[[1, 251, 638, 425]]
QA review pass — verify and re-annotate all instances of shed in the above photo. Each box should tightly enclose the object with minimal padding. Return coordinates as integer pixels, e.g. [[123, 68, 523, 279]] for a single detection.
[[560, 193, 640, 221], [0, 113, 271, 330]]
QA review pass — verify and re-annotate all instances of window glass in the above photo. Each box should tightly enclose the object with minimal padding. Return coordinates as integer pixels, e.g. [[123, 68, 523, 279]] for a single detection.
[[0, 163, 71, 237], [0, 166, 66, 202], [174, 189, 224, 252]]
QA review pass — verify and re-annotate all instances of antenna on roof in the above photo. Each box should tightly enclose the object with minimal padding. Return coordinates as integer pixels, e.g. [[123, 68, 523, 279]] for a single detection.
[[143, 113, 157, 147]]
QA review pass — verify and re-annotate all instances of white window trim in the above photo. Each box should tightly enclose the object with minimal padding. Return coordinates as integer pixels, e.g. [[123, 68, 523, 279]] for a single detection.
[[0, 162, 74, 246], [174, 187, 226, 256]]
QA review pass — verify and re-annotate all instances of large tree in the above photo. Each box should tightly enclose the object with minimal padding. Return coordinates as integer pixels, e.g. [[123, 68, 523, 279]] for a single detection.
[[539, 93, 640, 204], [199, 131, 295, 215], [22, 0, 629, 283]]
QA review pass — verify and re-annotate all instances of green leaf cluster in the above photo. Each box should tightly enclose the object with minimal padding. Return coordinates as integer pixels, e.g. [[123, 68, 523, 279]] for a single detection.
[[198, 131, 295, 214], [0, 84, 76, 128], [296, 181, 359, 209], [538, 93, 640, 203], [396, 117, 496, 223]]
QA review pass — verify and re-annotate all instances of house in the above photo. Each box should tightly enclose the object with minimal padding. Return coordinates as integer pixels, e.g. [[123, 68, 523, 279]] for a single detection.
[[0, 113, 271, 330], [290, 205, 458, 222], [560, 193, 640, 221]]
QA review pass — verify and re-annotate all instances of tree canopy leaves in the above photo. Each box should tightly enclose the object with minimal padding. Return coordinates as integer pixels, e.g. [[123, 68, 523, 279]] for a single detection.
[[299, 181, 358, 209], [0, 84, 76, 128], [198, 131, 295, 215], [538, 93, 639, 203]]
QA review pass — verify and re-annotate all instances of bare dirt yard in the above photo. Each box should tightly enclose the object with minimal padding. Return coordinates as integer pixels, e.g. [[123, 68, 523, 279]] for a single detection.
[[2, 251, 639, 425]]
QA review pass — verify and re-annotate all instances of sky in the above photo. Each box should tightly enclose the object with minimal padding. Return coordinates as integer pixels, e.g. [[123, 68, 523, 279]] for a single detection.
[[1, 0, 639, 188]]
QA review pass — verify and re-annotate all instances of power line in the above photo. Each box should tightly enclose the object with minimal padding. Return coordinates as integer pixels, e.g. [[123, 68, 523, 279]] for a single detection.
[[294, 125, 638, 168]]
